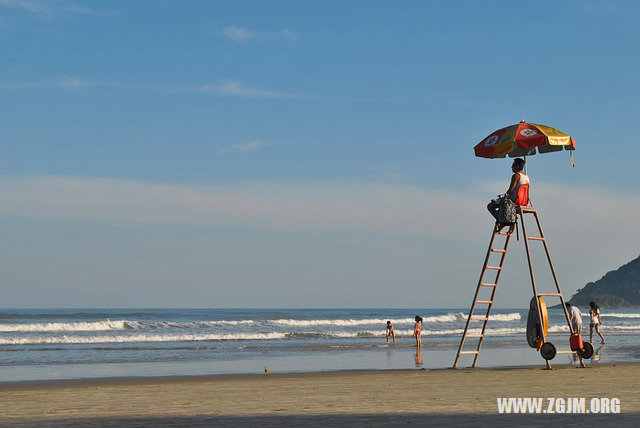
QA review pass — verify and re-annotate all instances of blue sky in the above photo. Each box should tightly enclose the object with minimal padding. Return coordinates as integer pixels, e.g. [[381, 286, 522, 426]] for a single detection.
[[1, 0, 639, 308]]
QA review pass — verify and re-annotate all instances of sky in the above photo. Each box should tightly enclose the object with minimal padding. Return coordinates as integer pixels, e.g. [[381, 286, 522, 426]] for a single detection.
[[1, 0, 640, 308]]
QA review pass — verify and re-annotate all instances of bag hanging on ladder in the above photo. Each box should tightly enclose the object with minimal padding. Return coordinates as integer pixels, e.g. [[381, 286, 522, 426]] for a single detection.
[[497, 195, 516, 225]]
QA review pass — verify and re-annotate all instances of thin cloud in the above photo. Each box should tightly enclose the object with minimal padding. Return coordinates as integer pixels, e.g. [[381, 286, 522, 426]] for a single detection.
[[217, 141, 269, 155], [223, 25, 298, 44], [223, 26, 254, 43], [1, 176, 639, 294], [0, 0, 48, 15], [0, 75, 118, 90], [55, 75, 107, 89], [2, 176, 639, 252], [4, 176, 637, 242], [172, 79, 306, 98], [0, 0, 114, 17], [0, 177, 486, 239], [0, 76, 312, 99]]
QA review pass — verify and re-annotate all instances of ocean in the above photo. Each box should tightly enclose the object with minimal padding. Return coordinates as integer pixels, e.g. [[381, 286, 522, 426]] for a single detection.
[[2, 308, 639, 382]]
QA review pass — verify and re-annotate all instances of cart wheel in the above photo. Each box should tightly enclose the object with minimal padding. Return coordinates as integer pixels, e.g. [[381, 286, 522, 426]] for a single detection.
[[580, 341, 594, 359], [540, 342, 556, 360]]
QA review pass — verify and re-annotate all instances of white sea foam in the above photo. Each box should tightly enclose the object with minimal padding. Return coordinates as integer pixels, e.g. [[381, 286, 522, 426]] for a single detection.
[[0, 332, 286, 345], [0, 320, 130, 332], [487, 313, 522, 322], [0, 320, 254, 333], [421, 312, 521, 323], [428, 324, 640, 336], [0, 312, 521, 334], [269, 312, 521, 327], [603, 325, 640, 330], [426, 327, 526, 336], [3, 322, 639, 345], [269, 318, 414, 327], [0, 313, 521, 334], [423, 313, 466, 323], [602, 313, 640, 319]]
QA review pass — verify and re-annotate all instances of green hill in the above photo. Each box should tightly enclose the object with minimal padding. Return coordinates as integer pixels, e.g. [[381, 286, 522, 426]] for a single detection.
[[568, 255, 640, 308]]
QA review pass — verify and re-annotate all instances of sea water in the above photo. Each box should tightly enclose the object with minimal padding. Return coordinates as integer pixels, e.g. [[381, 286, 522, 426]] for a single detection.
[[1, 308, 639, 382]]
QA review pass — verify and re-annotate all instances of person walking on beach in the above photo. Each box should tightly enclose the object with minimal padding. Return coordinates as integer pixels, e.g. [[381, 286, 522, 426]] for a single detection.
[[413, 316, 423, 348], [589, 301, 606, 344], [565, 303, 583, 335], [487, 158, 529, 228], [385, 320, 396, 344]]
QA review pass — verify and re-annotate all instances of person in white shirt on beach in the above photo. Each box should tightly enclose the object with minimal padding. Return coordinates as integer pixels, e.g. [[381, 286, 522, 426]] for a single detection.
[[565, 303, 583, 335]]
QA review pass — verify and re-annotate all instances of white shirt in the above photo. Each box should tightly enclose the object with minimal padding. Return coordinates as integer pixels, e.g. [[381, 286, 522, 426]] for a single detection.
[[569, 306, 582, 324]]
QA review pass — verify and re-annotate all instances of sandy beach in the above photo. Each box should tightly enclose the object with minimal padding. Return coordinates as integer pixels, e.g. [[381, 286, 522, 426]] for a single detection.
[[1, 363, 638, 427]]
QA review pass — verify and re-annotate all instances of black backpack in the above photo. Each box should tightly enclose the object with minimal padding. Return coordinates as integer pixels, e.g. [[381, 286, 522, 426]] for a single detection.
[[497, 196, 516, 225]]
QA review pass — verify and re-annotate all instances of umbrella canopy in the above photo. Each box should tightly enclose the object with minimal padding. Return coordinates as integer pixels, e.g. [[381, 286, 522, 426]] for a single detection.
[[474, 121, 576, 159]]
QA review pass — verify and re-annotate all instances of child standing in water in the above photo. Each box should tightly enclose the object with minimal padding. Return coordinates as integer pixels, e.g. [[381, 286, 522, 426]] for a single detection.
[[589, 301, 606, 344], [385, 321, 396, 344], [413, 316, 423, 348]]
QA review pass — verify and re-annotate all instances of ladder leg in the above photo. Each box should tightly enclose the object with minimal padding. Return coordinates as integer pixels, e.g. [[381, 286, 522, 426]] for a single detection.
[[532, 212, 584, 368], [519, 211, 547, 344], [454, 223, 513, 369], [453, 225, 498, 368], [472, 230, 512, 368], [532, 212, 573, 333]]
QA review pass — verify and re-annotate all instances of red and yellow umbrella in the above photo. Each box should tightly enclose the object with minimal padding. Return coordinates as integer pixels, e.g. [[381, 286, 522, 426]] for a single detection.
[[474, 120, 576, 162]]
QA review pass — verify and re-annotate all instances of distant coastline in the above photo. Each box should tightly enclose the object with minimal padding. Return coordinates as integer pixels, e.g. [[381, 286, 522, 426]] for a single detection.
[[567, 255, 640, 308]]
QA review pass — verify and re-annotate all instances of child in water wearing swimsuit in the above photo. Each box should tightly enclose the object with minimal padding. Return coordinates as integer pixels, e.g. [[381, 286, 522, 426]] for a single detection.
[[413, 316, 423, 348], [385, 320, 396, 344]]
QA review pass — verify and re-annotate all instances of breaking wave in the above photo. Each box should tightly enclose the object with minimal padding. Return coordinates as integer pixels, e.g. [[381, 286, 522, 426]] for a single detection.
[[0, 332, 286, 345], [602, 313, 640, 319], [2, 323, 639, 345], [0, 313, 524, 333], [0, 320, 254, 333], [269, 312, 521, 327]]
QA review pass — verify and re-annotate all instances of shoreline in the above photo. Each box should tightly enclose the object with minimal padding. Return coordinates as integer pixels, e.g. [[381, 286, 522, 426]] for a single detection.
[[2, 362, 638, 426], [3, 338, 610, 383], [0, 360, 621, 388]]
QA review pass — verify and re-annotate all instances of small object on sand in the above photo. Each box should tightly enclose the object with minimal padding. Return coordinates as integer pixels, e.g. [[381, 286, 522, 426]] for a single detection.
[[264, 367, 270, 376]]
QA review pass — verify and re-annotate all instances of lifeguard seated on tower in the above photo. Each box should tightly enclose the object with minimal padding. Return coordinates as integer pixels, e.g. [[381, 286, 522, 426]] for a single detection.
[[487, 158, 529, 230]]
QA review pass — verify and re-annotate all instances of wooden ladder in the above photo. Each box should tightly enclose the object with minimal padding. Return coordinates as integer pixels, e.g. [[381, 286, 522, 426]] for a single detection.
[[452, 222, 513, 369], [453, 205, 583, 369]]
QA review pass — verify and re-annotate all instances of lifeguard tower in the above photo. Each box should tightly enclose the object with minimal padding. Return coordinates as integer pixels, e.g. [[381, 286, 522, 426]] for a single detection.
[[452, 121, 592, 369]]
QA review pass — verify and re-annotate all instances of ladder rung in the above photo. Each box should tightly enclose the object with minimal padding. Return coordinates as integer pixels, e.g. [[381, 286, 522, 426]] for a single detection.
[[465, 334, 484, 338], [537, 293, 562, 297], [479, 283, 496, 287], [469, 316, 487, 321], [527, 236, 545, 241], [495, 231, 509, 235], [475, 300, 493, 304], [485, 265, 501, 270], [490, 248, 506, 253], [459, 351, 479, 355], [518, 206, 537, 213]]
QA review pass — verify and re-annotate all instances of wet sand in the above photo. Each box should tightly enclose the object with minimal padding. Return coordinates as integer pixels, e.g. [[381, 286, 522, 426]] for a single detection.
[[1, 363, 639, 426]]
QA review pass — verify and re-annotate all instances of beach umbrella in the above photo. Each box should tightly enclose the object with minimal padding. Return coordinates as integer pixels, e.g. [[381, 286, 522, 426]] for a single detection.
[[474, 120, 576, 165]]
